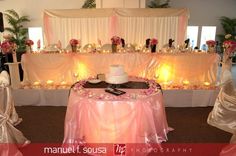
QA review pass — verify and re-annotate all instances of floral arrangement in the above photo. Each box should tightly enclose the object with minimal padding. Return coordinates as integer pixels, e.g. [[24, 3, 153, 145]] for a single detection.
[[111, 36, 121, 45], [69, 39, 79, 46], [0, 40, 13, 54], [206, 40, 216, 47], [25, 39, 34, 46], [150, 38, 158, 45], [223, 40, 236, 55]]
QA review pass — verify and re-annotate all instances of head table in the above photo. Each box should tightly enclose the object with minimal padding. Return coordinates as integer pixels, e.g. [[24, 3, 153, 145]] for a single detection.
[[21, 52, 219, 87], [63, 77, 170, 146]]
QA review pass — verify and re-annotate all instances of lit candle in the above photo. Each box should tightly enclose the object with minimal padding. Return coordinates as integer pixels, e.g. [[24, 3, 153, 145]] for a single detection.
[[162, 81, 169, 89], [183, 80, 190, 85], [204, 82, 210, 88], [60, 81, 67, 86], [46, 80, 54, 85], [33, 81, 40, 86]]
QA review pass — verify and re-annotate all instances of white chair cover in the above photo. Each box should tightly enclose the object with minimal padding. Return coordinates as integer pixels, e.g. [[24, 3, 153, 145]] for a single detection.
[[207, 53, 236, 155], [0, 71, 30, 156]]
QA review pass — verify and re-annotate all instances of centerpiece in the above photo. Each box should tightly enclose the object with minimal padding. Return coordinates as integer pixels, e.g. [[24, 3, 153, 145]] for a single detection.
[[69, 39, 79, 52], [0, 40, 18, 62], [150, 38, 158, 52], [206, 40, 216, 53], [25, 39, 34, 53], [111, 36, 121, 53]]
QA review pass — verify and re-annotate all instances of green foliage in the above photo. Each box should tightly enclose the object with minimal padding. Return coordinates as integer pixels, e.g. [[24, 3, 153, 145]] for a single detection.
[[4, 9, 30, 52], [82, 0, 96, 8], [217, 16, 236, 53], [147, 0, 170, 8]]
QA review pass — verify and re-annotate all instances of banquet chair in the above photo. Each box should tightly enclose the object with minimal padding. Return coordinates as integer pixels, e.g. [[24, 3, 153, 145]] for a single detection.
[[207, 53, 236, 155], [0, 70, 30, 156]]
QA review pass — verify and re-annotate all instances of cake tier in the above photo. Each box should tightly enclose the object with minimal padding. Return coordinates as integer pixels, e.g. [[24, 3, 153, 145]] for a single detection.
[[106, 73, 128, 84], [109, 65, 125, 76]]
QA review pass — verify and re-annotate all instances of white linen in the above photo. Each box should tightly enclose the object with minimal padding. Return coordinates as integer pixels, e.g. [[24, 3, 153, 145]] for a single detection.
[[43, 8, 189, 48]]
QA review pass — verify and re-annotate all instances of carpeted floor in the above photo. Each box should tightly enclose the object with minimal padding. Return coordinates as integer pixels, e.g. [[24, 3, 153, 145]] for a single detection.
[[15, 106, 232, 143]]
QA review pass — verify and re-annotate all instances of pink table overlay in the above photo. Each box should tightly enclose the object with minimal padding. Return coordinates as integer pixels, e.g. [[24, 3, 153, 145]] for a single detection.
[[63, 78, 170, 144]]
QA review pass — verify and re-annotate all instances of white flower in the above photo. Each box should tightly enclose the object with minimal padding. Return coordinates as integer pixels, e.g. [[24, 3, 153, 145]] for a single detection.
[[225, 34, 232, 39]]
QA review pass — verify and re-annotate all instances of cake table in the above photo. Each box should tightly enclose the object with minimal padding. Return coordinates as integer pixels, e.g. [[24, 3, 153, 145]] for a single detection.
[[63, 77, 170, 146]]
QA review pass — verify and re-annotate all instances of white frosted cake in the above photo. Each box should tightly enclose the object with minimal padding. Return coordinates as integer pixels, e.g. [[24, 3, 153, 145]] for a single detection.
[[106, 65, 128, 84]]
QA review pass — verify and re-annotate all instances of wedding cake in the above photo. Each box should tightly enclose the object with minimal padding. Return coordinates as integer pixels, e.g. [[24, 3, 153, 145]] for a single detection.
[[106, 65, 128, 84]]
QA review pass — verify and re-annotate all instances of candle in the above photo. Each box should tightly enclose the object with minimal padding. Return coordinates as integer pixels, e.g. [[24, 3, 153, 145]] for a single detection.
[[33, 81, 40, 86], [204, 82, 210, 86], [162, 81, 169, 89], [204, 82, 210, 89], [32, 81, 41, 89], [183, 80, 190, 85], [60, 81, 67, 86], [46, 80, 54, 85]]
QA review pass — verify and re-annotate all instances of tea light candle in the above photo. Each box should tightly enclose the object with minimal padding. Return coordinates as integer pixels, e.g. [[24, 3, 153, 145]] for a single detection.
[[162, 81, 169, 89], [33, 81, 40, 86], [183, 80, 190, 85], [46, 80, 54, 85], [60, 81, 67, 86], [204, 82, 210, 89], [32, 81, 41, 89]]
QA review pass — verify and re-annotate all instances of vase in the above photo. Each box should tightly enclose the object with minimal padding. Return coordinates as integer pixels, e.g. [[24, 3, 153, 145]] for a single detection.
[[26, 46, 32, 53], [151, 45, 156, 53], [71, 45, 77, 52], [12, 52, 17, 63], [112, 44, 117, 53], [207, 46, 215, 53]]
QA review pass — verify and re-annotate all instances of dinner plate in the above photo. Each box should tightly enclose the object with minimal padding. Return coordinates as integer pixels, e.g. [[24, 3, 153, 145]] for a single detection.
[[88, 79, 102, 84]]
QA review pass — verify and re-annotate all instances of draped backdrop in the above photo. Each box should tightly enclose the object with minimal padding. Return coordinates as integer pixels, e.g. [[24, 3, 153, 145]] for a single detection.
[[43, 8, 189, 49]]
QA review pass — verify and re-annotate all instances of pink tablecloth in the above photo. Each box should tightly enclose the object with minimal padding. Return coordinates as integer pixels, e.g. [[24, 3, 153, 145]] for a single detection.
[[63, 79, 169, 144]]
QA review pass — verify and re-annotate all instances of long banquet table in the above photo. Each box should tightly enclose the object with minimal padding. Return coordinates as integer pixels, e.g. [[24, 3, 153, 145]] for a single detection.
[[21, 52, 219, 86]]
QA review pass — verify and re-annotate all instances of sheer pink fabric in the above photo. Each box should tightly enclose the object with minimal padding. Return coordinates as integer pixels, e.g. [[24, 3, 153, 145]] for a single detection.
[[63, 85, 169, 144]]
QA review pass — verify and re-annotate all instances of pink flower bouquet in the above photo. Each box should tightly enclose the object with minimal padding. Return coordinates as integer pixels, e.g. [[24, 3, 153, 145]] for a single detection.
[[150, 38, 158, 45], [69, 39, 79, 46], [111, 36, 121, 45], [206, 40, 216, 47], [0, 40, 13, 54], [223, 40, 236, 55], [25, 39, 34, 46]]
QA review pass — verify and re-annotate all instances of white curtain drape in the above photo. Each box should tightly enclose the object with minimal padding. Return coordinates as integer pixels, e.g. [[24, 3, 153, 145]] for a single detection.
[[43, 8, 189, 48]]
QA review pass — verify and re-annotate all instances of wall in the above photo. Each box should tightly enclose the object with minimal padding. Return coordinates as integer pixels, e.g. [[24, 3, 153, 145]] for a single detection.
[[170, 0, 236, 34], [0, 0, 84, 27]]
